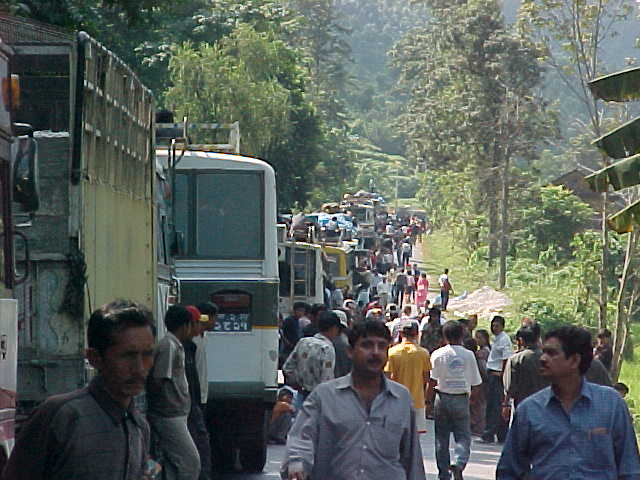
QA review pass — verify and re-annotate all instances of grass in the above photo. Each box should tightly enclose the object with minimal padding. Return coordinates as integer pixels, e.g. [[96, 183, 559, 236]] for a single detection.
[[422, 229, 640, 430]]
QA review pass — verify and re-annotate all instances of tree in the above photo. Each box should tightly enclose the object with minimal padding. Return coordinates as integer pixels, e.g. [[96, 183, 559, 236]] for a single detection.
[[165, 24, 323, 207], [391, 0, 553, 286], [517, 0, 634, 327]]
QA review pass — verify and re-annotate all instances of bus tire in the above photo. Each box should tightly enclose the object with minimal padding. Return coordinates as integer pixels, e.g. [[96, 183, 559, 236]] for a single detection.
[[239, 407, 268, 473]]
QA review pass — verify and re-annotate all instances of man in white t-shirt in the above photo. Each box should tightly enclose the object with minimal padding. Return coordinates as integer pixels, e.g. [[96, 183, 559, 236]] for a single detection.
[[427, 320, 482, 480], [438, 269, 454, 311], [481, 315, 513, 444]]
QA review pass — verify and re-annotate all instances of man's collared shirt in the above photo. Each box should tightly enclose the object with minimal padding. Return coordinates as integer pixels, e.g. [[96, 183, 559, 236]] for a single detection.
[[385, 339, 432, 408], [146, 331, 190, 417], [282, 333, 335, 392], [486, 331, 513, 372], [497, 380, 640, 480], [281, 373, 425, 480], [503, 346, 549, 406], [2, 376, 149, 480]]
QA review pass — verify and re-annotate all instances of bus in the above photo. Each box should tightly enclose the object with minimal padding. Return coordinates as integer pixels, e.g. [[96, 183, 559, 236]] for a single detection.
[[277, 225, 325, 316], [156, 134, 279, 472]]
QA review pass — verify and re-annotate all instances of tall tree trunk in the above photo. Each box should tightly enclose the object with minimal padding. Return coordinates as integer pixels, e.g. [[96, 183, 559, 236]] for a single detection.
[[499, 155, 509, 289], [598, 192, 608, 329], [487, 151, 499, 267], [611, 230, 638, 380]]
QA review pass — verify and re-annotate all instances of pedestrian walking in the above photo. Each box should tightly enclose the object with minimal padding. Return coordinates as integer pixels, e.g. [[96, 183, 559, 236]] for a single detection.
[[2, 300, 156, 480], [438, 269, 454, 311], [385, 320, 432, 433], [281, 302, 311, 364], [332, 309, 352, 378], [471, 329, 491, 435], [427, 321, 483, 480], [497, 325, 640, 479], [281, 320, 426, 480], [416, 273, 429, 310], [420, 307, 444, 353], [377, 277, 391, 309], [395, 269, 408, 308], [183, 306, 212, 480], [401, 238, 413, 266], [594, 327, 613, 372], [481, 315, 513, 444], [282, 311, 341, 408], [147, 305, 201, 480], [503, 325, 549, 412]]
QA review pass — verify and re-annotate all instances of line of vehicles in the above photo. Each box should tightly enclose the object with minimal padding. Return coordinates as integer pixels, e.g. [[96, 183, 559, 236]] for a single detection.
[[0, 13, 427, 475]]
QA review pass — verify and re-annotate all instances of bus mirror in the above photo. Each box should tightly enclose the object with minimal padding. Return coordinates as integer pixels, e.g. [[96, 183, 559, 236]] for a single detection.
[[12, 126, 40, 213]]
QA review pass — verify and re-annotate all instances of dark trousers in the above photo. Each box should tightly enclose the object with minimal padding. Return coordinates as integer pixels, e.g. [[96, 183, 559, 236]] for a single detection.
[[441, 289, 450, 310], [482, 373, 508, 442], [188, 404, 212, 480]]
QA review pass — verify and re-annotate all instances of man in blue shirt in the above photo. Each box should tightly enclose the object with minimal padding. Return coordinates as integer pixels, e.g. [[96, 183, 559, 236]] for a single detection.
[[496, 325, 640, 480]]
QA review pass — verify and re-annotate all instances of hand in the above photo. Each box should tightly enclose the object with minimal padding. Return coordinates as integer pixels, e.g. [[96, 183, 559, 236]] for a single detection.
[[501, 405, 511, 422], [288, 462, 307, 480]]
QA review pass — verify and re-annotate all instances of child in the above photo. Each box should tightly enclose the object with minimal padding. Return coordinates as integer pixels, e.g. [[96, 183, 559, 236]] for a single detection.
[[613, 382, 629, 399], [268, 387, 296, 444]]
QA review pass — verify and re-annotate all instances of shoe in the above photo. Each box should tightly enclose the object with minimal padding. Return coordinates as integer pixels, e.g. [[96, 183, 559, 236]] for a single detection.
[[449, 465, 464, 480]]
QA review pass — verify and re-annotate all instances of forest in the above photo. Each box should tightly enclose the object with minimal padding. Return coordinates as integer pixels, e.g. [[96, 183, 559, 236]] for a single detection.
[[7, 0, 640, 410]]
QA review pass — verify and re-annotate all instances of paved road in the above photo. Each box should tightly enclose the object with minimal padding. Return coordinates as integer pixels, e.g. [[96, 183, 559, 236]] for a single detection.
[[220, 420, 503, 479]]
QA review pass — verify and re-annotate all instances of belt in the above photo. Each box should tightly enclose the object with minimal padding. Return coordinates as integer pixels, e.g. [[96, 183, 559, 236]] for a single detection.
[[436, 390, 468, 396], [488, 370, 503, 376]]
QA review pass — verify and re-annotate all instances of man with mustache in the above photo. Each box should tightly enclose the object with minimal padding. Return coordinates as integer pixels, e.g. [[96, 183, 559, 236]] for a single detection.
[[497, 325, 640, 479], [2, 300, 156, 480], [281, 319, 425, 480]]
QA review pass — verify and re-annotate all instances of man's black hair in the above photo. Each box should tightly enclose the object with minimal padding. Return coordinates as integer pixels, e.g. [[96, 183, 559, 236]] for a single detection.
[[197, 302, 219, 316], [165, 305, 192, 333], [88, 299, 154, 355], [463, 337, 478, 352], [311, 303, 327, 316], [544, 325, 593, 375], [429, 307, 441, 317], [318, 311, 341, 332], [292, 301, 310, 313], [348, 319, 391, 347], [597, 328, 612, 339], [491, 315, 505, 327], [516, 325, 539, 346], [442, 320, 464, 342]]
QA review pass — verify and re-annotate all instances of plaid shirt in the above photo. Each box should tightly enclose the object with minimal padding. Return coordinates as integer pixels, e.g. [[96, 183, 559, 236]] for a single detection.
[[283, 333, 335, 392]]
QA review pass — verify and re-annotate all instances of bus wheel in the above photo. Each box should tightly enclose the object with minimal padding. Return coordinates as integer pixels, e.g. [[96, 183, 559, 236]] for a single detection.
[[239, 407, 268, 473]]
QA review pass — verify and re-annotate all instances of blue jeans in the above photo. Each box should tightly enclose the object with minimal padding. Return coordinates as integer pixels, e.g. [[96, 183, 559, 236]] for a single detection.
[[434, 392, 472, 480], [441, 289, 450, 310], [482, 373, 508, 442]]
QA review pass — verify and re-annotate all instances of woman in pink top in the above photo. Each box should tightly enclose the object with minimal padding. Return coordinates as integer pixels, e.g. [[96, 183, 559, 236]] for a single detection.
[[415, 273, 429, 310]]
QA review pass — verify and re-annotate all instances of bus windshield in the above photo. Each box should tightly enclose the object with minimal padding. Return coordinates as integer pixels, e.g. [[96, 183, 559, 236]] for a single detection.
[[175, 170, 265, 259]]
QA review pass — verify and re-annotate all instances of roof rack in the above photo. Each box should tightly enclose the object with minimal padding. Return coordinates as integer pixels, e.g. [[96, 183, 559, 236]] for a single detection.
[[156, 121, 240, 154]]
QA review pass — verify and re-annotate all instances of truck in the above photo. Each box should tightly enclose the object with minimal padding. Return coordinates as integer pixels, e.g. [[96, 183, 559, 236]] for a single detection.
[[0, 14, 156, 420]]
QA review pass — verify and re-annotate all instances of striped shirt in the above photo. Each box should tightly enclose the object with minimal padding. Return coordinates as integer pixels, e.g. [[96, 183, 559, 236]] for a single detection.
[[2, 375, 149, 480]]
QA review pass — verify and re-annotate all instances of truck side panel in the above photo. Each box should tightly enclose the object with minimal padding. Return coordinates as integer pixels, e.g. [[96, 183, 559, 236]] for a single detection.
[[78, 34, 155, 314]]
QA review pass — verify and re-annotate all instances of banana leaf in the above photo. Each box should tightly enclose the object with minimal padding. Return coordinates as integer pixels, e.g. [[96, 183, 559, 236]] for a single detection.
[[588, 67, 640, 102], [608, 199, 640, 233], [585, 153, 640, 192], [592, 116, 640, 159]]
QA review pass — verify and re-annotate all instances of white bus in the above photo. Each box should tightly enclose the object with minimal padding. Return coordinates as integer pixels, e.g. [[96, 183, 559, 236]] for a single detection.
[[156, 139, 279, 473]]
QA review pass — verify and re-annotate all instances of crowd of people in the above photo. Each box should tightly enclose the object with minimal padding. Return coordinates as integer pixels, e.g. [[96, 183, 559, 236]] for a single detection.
[[279, 266, 640, 479], [3, 300, 219, 480]]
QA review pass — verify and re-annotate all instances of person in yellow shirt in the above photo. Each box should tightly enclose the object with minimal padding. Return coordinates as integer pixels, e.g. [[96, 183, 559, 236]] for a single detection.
[[385, 320, 432, 433]]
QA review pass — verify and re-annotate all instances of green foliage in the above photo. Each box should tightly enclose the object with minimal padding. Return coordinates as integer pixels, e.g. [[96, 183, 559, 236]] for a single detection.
[[165, 24, 323, 208], [519, 299, 573, 332], [511, 185, 594, 261]]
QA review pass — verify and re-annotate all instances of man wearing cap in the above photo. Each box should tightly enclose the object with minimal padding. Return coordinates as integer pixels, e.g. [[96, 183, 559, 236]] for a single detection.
[[183, 306, 212, 480], [332, 310, 352, 378], [147, 305, 200, 480], [385, 320, 432, 433], [283, 311, 342, 406]]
